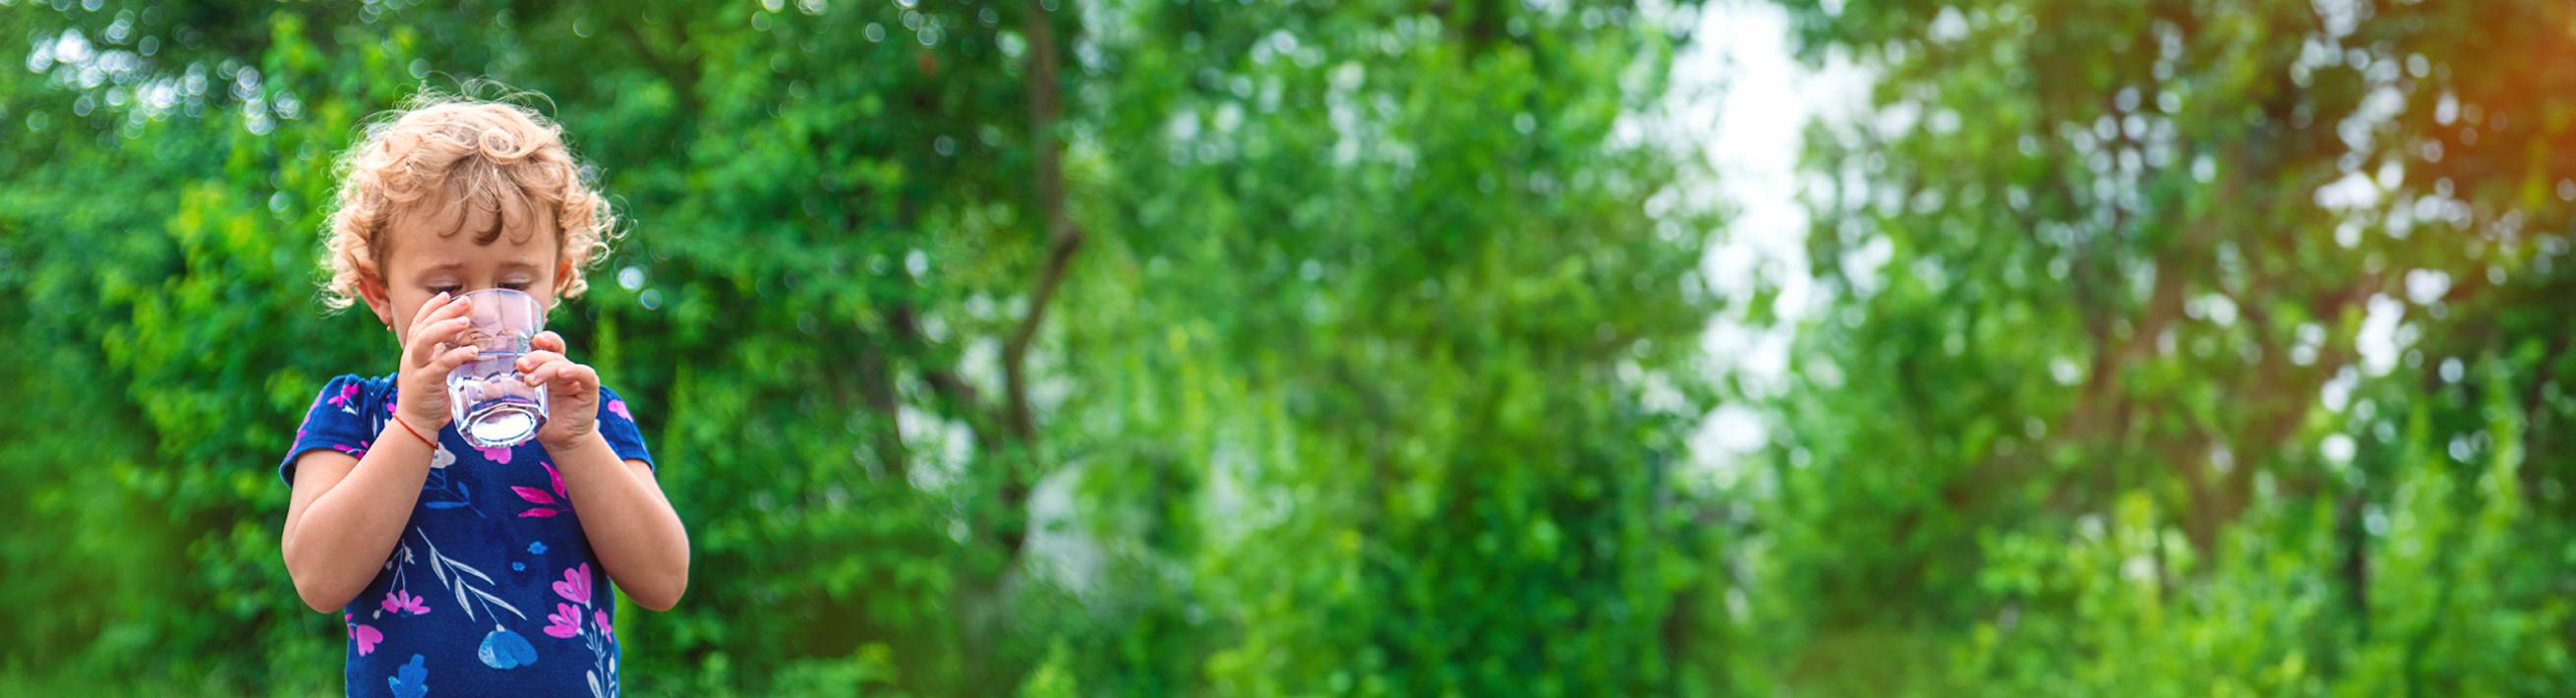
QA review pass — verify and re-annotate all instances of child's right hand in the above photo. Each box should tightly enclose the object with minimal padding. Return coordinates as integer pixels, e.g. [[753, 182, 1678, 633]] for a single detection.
[[394, 291, 483, 433]]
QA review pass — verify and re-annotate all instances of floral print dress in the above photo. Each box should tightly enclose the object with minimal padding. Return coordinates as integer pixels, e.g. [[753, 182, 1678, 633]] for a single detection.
[[283, 374, 655, 697]]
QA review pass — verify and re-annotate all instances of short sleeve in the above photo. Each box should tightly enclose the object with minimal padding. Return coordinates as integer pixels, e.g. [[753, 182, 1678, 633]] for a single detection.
[[281, 375, 387, 485], [596, 385, 656, 470]]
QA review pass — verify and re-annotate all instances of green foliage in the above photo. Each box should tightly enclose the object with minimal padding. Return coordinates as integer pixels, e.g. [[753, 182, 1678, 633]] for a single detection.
[[20, 0, 2565, 694], [1756, 0, 2576, 693], [0, 0, 1725, 694]]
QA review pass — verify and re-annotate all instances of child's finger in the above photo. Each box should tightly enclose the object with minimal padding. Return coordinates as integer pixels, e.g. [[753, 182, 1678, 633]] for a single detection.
[[407, 317, 475, 366], [524, 361, 564, 387], [533, 331, 567, 354], [424, 344, 482, 376], [409, 291, 454, 321], [519, 354, 569, 385], [556, 365, 598, 393], [514, 350, 568, 374], [528, 362, 596, 393], [409, 292, 470, 331]]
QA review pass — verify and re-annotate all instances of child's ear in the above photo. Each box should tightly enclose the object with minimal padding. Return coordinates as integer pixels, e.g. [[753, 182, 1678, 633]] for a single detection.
[[556, 258, 576, 297], [358, 269, 395, 330]]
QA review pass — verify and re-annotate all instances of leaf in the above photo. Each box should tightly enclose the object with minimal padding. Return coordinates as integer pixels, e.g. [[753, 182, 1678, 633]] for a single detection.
[[455, 582, 474, 623], [468, 586, 526, 619], [511, 486, 556, 505], [545, 462, 568, 500], [520, 508, 561, 518], [441, 554, 496, 585], [426, 501, 467, 509]]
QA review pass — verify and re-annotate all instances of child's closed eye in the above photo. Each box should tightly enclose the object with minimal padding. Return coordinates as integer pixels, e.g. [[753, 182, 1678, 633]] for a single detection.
[[425, 283, 530, 295]]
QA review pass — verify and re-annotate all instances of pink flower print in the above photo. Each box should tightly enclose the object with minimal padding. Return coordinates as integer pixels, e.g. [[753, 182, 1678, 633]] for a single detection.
[[545, 603, 584, 638], [346, 612, 383, 656], [381, 589, 431, 615], [328, 382, 361, 413], [608, 398, 632, 422], [511, 484, 559, 517], [595, 609, 614, 641], [516, 462, 572, 517], [477, 444, 513, 464], [553, 563, 593, 606]]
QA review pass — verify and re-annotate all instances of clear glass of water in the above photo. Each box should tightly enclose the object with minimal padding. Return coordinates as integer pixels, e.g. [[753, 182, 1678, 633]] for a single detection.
[[445, 288, 548, 448]]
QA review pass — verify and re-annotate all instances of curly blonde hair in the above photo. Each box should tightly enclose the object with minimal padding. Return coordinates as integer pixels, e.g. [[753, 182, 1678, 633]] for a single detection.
[[322, 92, 616, 309]]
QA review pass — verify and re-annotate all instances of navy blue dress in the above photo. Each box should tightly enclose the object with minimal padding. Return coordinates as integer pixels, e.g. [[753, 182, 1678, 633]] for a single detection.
[[282, 374, 655, 697]]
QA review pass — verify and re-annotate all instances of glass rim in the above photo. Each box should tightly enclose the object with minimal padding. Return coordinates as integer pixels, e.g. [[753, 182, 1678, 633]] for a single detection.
[[455, 286, 542, 303], [456, 286, 548, 318]]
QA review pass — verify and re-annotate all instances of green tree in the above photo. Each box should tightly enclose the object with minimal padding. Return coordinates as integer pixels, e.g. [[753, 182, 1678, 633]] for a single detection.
[[0, 0, 1728, 693], [1760, 0, 2576, 692], [1058, 2, 1734, 694]]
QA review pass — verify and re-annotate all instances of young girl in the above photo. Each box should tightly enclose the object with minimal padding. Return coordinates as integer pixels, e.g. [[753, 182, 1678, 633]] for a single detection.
[[279, 95, 689, 696]]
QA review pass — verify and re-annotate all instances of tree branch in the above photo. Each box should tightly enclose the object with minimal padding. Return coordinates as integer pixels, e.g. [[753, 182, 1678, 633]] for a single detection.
[[854, 340, 907, 483], [888, 302, 1000, 453], [1002, 0, 1084, 444]]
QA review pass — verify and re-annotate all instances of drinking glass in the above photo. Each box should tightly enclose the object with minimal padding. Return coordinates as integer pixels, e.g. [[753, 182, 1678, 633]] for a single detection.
[[444, 288, 548, 448]]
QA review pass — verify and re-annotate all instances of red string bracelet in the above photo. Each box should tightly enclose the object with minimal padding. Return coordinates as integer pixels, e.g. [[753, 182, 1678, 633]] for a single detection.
[[390, 413, 436, 448]]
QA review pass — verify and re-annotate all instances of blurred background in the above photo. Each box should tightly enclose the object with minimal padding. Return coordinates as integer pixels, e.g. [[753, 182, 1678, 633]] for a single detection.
[[3, 0, 2573, 694]]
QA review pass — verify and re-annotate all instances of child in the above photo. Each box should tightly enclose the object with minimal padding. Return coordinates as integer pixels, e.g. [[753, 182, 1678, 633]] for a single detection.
[[279, 94, 689, 696]]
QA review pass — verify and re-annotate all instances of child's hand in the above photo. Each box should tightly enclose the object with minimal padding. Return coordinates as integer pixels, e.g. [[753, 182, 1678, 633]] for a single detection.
[[517, 331, 603, 448], [395, 292, 481, 432]]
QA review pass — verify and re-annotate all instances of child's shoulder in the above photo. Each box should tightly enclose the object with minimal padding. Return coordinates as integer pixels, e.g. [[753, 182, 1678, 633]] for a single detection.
[[310, 372, 398, 402], [295, 373, 397, 426], [322, 372, 397, 389], [284, 373, 396, 483]]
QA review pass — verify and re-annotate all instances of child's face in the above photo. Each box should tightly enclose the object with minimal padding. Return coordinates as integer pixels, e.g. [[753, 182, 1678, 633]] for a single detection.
[[361, 193, 566, 345]]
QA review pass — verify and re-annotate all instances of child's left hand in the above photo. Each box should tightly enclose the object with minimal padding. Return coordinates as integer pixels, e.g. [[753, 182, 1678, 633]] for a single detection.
[[517, 331, 604, 448]]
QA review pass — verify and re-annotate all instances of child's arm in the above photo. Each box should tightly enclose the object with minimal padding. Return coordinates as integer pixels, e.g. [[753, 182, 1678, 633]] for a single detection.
[[280, 292, 483, 612], [547, 436, 690, 611], [522, 331, 692, 611], [280, 433, 441, 611]]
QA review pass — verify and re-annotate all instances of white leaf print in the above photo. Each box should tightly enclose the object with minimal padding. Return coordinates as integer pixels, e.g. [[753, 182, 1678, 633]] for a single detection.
[[455, 581, 475, 622], [417, 532, 450, 588], [588, 670, 604, 698], [467, 586, 526, 619], [441, 554, 496, 585], [431, 444, 455, 470]]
